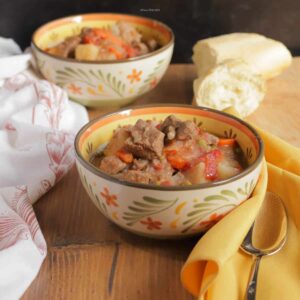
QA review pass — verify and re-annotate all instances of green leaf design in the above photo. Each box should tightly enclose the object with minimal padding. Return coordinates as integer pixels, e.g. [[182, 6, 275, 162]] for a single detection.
[[237, 179, 255, 196], [246, 147, 253, 161], [182, 203, 236, 233], [224, 128, 237, 139], [193, 202, 216, 208], [85, 142, 93, 156], [182, 180, 256, 233], [204, 195, 230, 202], [89, 69, 100, 80], [71, 25, 81, 36], [192, 117, 203, 127], [220, 190, 238, 199], [123, 196, 178, 226], [55, 67, 125, 97], [138, 59, 165, 95], [132, 201, 156, 208], [57, 70, 73, 77], [143, 196, 174, 204], [77, 68, 90, 80], [182, 188, 241, 233], [78, 168, 108, 217], [187, 209, 211, 217], [127, 206, 157, 213]]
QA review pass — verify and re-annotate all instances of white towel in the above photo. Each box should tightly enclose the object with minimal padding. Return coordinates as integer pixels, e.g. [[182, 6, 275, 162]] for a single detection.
[[0, 37, 88, 299]]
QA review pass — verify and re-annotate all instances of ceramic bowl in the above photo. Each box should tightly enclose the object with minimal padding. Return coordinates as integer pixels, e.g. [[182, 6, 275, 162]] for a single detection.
[[75, 105, 264, 238], [31, 13, 174, 107]]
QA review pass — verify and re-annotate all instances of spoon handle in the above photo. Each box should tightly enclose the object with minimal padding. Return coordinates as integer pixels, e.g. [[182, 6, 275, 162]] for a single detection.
[[246, 256, 261, 300]]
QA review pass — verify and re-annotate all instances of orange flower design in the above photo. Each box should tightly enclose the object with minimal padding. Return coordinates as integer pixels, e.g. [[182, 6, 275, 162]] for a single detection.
[[199, 212, 228, 228], [150, 78, 157, 88], [140, 217, 162, 230], [127, 69, 143, 83], [100, 187, 118, 207], [68, 83, 82, 94]]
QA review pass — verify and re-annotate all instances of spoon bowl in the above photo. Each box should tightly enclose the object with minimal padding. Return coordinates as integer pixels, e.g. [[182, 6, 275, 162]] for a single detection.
[[241, 192, 287, 299]]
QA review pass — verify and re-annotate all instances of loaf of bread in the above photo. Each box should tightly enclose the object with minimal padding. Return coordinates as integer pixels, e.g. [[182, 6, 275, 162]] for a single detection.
[[192, 33, 292, 79], [193, 59, 266, 117]]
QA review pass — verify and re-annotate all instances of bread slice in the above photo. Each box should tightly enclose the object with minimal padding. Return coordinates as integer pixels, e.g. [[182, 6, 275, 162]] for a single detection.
[[193, 59, 266, 117], [192, 33, 292, 79]]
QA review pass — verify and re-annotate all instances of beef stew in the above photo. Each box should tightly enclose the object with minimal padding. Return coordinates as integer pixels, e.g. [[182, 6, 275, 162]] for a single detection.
[[89, 115, 247, 186], [45, 21, 160, 61]]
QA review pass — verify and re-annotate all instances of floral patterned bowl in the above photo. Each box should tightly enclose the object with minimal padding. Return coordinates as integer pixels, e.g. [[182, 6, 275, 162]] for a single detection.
[[31, 13, 174, 107], [74, 105, 264, 238]]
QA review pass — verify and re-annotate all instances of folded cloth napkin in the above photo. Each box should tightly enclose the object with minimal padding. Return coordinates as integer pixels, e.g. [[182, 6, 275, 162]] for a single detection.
[[181, 108, 300, 300], [0, 38, 88, 299]]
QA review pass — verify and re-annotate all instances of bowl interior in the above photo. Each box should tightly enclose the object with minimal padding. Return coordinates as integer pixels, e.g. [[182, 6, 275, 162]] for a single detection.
[[33, 13, 173, 51], [77, 106, 261, 172]]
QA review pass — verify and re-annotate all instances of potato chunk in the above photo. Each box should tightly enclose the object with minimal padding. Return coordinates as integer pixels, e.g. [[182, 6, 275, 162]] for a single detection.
[[103, 127, 130, 156], [75, 44, 99, 60], [183, 162, 207, 184]]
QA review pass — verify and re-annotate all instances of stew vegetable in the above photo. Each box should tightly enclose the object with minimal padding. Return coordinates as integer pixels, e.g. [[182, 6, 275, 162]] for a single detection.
[[89, 115, 247, 186], [45, 21, 160, 61]]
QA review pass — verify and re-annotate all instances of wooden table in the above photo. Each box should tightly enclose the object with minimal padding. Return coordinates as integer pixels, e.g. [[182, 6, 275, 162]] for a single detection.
[[22, 61, 300, 300]]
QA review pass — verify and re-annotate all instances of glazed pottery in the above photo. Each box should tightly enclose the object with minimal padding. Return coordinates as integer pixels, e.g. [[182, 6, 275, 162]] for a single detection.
[[31, 13, 174, 107], [75, 105, 264, 238]]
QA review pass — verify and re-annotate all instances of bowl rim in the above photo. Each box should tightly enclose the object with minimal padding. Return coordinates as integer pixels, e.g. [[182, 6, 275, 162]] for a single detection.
[[31, 12, 175, 64], [74, 104, 264, 191]]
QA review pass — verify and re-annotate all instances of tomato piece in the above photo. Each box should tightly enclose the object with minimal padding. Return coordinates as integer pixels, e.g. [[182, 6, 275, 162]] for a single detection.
[[204, 149, 222, 180], [116, 149, 133, 163]]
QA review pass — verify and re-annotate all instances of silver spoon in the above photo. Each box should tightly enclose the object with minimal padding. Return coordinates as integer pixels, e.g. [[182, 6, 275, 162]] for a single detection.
[[241, 192, 287, 300]]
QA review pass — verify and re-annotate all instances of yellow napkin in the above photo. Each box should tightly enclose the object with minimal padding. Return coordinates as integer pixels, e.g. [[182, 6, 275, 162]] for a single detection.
[[181, 109, 300, 300]]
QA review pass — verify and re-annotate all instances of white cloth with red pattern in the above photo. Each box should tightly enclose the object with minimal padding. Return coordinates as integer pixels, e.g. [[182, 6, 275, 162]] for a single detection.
[[0, 37, 88, 299]]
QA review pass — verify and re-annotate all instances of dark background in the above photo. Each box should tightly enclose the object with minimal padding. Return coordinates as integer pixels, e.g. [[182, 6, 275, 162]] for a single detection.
[[0, 0, 299, 62]]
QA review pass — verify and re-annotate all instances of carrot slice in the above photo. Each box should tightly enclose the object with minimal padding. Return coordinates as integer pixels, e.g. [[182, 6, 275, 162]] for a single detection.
[[116, 150, 133, 163], [164, 149, 177, 156], [218, 138, 236, 146], [167, 155, 189, 170], [108, 47, 123, 59]]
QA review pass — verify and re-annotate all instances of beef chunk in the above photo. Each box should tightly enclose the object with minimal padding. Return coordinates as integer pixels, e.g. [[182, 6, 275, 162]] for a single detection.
[[120, 170, 153, 184], [47, 36, 81, 58], [160, 115, 181, 136], [80, 27, 92, 37], [146, 157, 175, 183], [146, 39, 158, 51], [99, 156, 127, 175], [104, 127, 131, 156], [176, 120, 199, 140], [161, 115, 199, 141], [113, 21, 142, 44], [125, 119, 165, 159], [132, 41, 149, 55]]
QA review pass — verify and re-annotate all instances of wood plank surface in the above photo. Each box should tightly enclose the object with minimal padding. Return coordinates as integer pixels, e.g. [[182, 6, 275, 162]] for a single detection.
[[22, 61, 300, 300]]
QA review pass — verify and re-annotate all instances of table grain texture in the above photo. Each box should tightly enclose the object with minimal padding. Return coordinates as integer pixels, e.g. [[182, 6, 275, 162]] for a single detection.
[[22, 61, 300, 300]]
